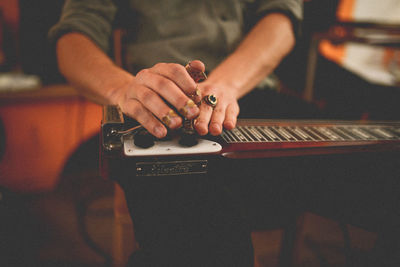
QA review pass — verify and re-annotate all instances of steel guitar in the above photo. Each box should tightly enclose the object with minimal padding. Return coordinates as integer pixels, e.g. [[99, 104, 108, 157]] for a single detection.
[[100, 104, 400, 267], [101, 105, 400, 179]]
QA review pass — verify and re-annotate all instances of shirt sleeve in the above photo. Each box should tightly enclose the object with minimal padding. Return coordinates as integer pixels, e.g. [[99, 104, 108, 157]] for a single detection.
[[256, 0, 303, 36], [48, 0, 117, 53]]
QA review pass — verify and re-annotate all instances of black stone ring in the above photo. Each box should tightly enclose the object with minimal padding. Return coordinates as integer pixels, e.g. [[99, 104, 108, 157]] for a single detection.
[[203, 94, 218, 108]]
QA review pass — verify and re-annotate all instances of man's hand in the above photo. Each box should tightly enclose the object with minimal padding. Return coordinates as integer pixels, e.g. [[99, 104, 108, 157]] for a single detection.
[[111, 61, 205, 138], [193, 13, 296, 136], [195, 81, 240, 136], [57, 10, 295, 139]]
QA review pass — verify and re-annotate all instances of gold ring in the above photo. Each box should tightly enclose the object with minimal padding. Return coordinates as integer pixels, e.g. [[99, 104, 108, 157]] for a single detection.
[[202, 94, 217, 108], [161, 110, 178, 127], [188, 84, 201, 99]]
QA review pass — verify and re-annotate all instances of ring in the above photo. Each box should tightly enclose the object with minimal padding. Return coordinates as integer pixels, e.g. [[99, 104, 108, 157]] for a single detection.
[[203, 94, 218, 108], [162, 109, 178, 127], [188, 84, 201, 99], [185, 62, 207, 82]]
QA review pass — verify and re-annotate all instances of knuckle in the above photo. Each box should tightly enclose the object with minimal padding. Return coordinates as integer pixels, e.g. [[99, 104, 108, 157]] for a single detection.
[[153, 62, 166, 69], [196, 117, 208, 125], [168, 63, 184, 74], [131, 104, 142, 116], [176, 95, 188, 107], [125, 103, 142, 119], [187, 80, 197, 91], [233, 106, 240, 116], [155, 78, 170, 90], [140, 116, 152, 127], [138, 89, 154, 103], [136, 69, 149, 77], [201, 84, 214, 92], [202, 103, 213, 111], [213, 107, 224, 114], [234, 105, 240, 115]]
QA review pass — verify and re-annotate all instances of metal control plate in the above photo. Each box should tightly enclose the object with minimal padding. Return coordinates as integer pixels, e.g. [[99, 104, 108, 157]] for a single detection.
[[124, 136, 222, 157]]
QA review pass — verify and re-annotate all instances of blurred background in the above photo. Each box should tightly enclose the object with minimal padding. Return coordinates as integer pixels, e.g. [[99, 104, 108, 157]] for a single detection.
[[0, 0, 399, 266]]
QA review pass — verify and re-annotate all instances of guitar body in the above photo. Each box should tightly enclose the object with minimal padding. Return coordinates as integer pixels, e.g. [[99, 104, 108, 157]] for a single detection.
[[101, 106, 400, 256], [101, 109, 400, 179]]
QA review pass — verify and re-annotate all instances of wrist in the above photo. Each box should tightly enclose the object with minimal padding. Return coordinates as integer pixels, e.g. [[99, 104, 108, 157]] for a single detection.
[[103, 68, 135, 106], [204, 76, 242, 100]]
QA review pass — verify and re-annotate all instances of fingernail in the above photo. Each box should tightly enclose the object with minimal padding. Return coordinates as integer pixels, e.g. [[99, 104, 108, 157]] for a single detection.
[[193, 120, 205, 135], [154, 126, 166, 138], [179, 99, 199, 119], [224, 121, 235, 130], [211, 123, 221, 132], [210, 123, 222, 136]]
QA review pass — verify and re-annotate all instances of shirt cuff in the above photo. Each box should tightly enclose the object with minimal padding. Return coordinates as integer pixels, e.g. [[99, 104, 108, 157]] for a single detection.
[[256, 0, 303, 37]]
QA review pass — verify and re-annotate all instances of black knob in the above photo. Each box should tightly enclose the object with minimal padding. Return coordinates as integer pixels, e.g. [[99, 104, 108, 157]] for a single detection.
[[134, 129, 155, 148], [179, 133, 198, 147]]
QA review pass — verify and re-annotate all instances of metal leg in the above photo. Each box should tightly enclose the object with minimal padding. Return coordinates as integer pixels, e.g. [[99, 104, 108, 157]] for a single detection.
[[278, 213, 302, 267], [304, 36, 321, 102]]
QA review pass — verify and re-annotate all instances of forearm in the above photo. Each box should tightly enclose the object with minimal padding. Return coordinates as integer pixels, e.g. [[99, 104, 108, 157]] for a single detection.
[[206, 13, 296, 99], [56, 32, 133, 105], [56, 32, 202, 138]]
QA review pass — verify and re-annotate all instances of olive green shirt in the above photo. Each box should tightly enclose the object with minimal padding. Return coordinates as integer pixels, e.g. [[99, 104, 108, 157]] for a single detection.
[[49, 0, 302, 74]]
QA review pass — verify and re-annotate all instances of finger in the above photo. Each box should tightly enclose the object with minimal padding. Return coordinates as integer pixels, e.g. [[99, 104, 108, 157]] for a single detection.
[[187, 60, 205, 73], [209, 105, 225, 136], [151, 63, 199, 97], [185, 60, 207, 83], [223, 103, 239, 130], [189, 84, 202, 105], [121, 99, 167, 138], [136, 69, 199, 119], [127, 84, 182, 129], [194, 102, 214, 136]]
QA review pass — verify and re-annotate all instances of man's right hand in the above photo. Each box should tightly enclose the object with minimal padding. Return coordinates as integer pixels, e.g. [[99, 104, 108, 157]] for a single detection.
[[109, 61, 205, 138], [57, 33, 205, 139]]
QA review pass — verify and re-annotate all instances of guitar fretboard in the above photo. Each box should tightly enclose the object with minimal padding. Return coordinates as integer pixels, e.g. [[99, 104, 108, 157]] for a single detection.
[[221, 125, 400, 143]]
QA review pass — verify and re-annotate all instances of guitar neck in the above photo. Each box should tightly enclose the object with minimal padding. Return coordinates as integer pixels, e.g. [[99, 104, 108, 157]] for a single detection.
[[101, 117, 400, 178], [101, 105, 400, 159], [218, 119, 400, 159]]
